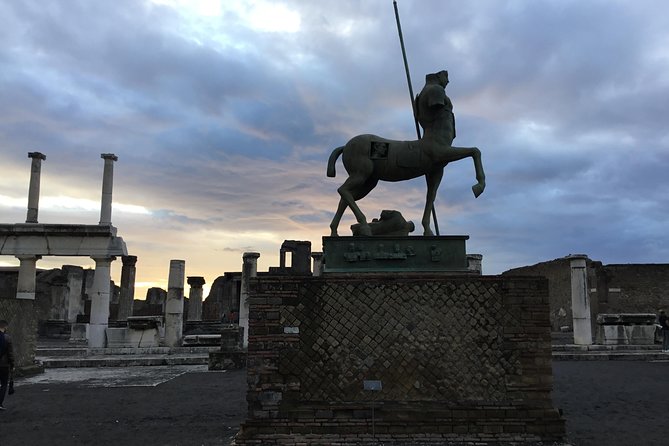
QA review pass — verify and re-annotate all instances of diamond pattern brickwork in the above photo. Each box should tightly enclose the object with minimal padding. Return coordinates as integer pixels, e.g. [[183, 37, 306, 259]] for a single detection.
[[239, 274, 565, 445], [279, 279, 518, 402]]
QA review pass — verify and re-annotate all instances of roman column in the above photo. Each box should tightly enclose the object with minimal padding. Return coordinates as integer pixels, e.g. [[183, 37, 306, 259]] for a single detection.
[[568, 254, 593, 345], [89, 256, 115, 348], [49, 275, 69, 320], [16, 255, 40, 300], [99, 153, 118, 225], [187, 276, 205, 322], [117, 255, 137, 321], [26, 152, 46, 223], [63, 265, 85, 323], [239, 252, 260, 348], [164, 260, 185, 347]]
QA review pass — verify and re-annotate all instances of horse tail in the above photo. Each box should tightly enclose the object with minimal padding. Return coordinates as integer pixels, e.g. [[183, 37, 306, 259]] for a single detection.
[[326, 146, 344, 177]]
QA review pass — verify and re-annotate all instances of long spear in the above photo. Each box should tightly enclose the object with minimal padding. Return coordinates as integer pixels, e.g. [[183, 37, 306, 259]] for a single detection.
[[393, 0, 440, 236]]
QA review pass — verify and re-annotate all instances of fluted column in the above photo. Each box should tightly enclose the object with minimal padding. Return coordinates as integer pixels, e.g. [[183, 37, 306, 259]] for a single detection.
[[26, 152, 46, 223], [164, 260, 185, 347], [99, 153, 118, 225], [239, 252, 260, 348], [16, 255, 40, 300], [117, 255, 137, 321], [568, 254, 592, 345], [89, 256, 115, 348]]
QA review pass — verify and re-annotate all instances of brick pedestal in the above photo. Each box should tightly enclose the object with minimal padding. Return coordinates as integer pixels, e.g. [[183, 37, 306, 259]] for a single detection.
[[236, 274, 565, 445]]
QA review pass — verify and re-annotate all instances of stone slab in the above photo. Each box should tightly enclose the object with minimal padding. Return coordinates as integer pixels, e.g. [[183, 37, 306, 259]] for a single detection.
[[322, 235, 469, 273], [596, 324, 656, 345]]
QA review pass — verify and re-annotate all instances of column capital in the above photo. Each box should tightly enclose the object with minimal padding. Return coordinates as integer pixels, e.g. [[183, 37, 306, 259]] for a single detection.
[[311, 252, 324, 260], [187, 276, 206, 287], [28, 152, 46, 160], [122, 255, 138, 266], [243, 252, 261, 260], [16, 254, 42, 262], [566, 254, 588, 268], [566, 254, 588, 260], [101, 153, 118, 161], [91, 255, 116, 264]]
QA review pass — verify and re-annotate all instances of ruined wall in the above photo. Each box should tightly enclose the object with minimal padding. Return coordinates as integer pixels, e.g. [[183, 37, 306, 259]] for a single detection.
[[504, 259, 669, 331], [0, 296, 38, 371], [203, 272, 241, 321], [599, 264, 669, 313], [237, 274, 564, 445], [503, 258, 576, 331], [0, 268, 18, 299]]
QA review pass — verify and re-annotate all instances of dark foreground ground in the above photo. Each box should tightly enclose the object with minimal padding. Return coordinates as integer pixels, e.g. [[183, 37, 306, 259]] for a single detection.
[[1, 361, 668, 446]]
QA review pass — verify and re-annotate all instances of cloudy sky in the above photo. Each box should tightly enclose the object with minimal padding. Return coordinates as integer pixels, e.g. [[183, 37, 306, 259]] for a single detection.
[[1, 0, 668, 299]]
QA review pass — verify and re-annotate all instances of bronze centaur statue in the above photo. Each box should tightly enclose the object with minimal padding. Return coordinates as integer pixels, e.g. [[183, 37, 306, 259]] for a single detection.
[[327, 70, 485, 236]]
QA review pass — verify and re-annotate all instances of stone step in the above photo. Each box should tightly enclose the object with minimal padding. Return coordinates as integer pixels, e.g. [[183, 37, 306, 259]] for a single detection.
[[36, 346, 220, 356], [38, 354, 210, 368], [552, 344, 662, 352], [552, 351, 669, 361]]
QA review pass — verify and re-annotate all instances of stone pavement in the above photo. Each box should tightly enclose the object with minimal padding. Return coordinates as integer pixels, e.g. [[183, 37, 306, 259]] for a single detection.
[[4, 360, 669, 446], [3, 366, 247, 446]]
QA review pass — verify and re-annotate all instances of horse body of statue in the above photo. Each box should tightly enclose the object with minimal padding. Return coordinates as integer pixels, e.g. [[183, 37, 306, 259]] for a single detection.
[[327, 70, 485, 237]]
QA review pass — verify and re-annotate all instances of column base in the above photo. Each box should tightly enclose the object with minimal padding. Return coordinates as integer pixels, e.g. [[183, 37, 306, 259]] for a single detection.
[[16, 292, 36, 300], [88, 323, 108, 348]]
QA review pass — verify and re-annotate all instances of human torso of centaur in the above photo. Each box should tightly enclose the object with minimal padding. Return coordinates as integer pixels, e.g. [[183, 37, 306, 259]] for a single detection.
[[340, 81, 457, 182], [415, 82, 456, 144]]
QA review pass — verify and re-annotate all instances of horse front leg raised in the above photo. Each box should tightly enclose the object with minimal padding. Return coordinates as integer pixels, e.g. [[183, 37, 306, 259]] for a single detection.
[[422, 168, 444, 236], [470, 147, 486, 197], [443, 146, 486, 197]]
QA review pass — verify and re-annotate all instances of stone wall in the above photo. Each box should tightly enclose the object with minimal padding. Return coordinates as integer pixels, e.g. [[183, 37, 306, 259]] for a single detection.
[[598, 264, 669, 314], [203, 272, 241, 321], [504, 258, 578, 331], [504, 258, 669, 331], [0, 268, 18, 299], [0, 296, 38, 371], [237, 274, 564, 445]]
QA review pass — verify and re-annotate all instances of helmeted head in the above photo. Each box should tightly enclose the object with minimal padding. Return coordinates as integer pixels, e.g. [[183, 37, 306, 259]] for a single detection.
[[0, 319, 8, 331]]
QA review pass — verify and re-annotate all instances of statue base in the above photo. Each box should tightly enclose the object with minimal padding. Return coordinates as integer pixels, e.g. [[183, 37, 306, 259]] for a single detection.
[[236, 273, 566, 445], [322, 235, 469, 273]]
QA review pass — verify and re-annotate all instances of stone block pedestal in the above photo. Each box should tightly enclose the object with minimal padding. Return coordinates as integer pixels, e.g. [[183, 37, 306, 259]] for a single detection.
[[236, 273, 565, 445], [323, 235, 469, 273]]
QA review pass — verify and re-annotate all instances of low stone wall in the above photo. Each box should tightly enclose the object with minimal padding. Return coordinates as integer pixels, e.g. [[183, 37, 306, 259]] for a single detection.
[[236, 274, 565, 445], [0, 296, 39, 373]]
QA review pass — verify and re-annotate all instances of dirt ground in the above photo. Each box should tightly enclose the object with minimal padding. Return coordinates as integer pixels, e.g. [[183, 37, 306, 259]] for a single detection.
[[1, 361, 668, 446]]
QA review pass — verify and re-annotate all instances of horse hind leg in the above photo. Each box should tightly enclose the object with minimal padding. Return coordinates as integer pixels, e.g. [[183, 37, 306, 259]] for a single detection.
[[336, 175, 376, 236], [329, 198, 348, 237]]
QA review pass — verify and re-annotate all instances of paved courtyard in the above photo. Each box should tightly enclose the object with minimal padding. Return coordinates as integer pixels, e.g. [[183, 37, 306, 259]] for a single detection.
[[1, 360, 668, 445]]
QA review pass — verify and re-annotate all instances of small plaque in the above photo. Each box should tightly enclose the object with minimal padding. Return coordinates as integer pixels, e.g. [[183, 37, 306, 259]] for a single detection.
[[363, 380, 383, 391], [283, 326, 300, 334]]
